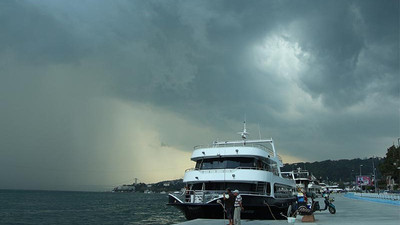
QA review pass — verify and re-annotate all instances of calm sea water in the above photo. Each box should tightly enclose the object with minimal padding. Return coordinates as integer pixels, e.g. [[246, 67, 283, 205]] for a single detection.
[[0, 190, 186, 225]]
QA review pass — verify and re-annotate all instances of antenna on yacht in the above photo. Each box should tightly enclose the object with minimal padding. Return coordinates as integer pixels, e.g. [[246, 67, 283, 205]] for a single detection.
[[257, 124, 262, 140], [238, 120, 249, 140]]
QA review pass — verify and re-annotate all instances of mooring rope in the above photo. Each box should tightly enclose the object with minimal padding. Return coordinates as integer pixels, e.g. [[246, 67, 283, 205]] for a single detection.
[[264, 200, 277, 220]]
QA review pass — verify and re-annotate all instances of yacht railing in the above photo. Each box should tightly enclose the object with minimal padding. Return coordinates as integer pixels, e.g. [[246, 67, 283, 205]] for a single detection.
[[172, 189, 267, 204], [185, 167, 277, 173], [194, 143, 274, 156], [193, 143, 282, 162], [185, 167, 281, 177]]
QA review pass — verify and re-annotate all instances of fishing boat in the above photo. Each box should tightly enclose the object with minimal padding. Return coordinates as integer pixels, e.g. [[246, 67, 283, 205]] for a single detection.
[[168, 122, 296, 220]]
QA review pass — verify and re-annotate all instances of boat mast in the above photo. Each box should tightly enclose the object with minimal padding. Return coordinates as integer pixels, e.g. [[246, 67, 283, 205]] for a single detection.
[[238, 120, 249, 140], [214, 120, 278, 158]]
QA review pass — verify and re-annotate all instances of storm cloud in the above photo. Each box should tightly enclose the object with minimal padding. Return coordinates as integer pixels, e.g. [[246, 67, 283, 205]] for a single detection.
[[1, 0, 398, 190]]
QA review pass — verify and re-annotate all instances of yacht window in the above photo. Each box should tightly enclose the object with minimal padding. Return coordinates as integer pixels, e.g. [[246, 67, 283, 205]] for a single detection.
[[274, 184, 294, 198], [281, 173, 293, 179], [269, 161, 279, 176], [294, 172, 309, 179], [266, 183, 271, 195], [194, 157, 282, 172], [201, 159, 226, 169], [260, 158, 277, 173], [194, 182, 257, 192], [205, 182, 225, 190], [226, 158, 254, 168], [196, 157, 257, 170], [225, 159, 240, 168], [229, 183, 257, 192], [192, 183, 203, 190], [195, 160, 202, 169]]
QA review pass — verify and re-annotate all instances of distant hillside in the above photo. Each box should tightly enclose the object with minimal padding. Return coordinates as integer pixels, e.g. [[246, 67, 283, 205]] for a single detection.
[[282, 157, 383, 183], [132, 179, 184, 193]]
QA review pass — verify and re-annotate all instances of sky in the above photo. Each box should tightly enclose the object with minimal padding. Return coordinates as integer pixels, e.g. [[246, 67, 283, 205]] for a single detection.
[[0, 0, 399, 191]]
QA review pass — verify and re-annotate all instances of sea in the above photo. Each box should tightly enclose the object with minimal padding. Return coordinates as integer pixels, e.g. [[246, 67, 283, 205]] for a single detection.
[[0, 190, 186, 225]]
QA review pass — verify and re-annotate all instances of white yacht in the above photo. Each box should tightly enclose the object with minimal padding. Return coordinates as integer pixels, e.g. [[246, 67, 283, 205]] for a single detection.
[[168, 122, 296, 220], [282, 168, 322, 195]]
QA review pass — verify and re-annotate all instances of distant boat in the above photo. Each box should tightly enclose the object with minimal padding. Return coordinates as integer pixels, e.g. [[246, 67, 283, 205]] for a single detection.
[[282, 168, 322, 196], [112, 184, 135, 192], [168, 121, 296, 220], [325, 184, 344, 193]]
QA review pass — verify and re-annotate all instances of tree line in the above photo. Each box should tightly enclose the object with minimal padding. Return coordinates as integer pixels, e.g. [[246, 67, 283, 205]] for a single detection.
[[282, 144, 399, 190]]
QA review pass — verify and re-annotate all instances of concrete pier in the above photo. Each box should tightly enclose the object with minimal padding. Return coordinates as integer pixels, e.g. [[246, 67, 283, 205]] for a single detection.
[[174, 194, 400, 225]]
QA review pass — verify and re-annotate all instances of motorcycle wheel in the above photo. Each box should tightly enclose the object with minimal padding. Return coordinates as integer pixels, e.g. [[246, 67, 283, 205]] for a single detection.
[[329, 206, 336, 214]]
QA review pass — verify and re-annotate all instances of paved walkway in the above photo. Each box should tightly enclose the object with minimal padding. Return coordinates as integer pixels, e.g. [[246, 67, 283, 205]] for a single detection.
[[175, 194, 400, 225]]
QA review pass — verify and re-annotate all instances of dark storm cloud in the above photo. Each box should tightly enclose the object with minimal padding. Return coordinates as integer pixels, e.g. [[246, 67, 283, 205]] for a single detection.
[[95, 0, 398, 113], [0, 0, 398, 190], [285, 0, 399, 107], [0, 1, 89, 64]]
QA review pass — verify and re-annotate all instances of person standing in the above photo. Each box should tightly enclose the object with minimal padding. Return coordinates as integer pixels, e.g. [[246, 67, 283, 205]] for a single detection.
[[223, 188, 235, 225], [233, 190, 244, 225]]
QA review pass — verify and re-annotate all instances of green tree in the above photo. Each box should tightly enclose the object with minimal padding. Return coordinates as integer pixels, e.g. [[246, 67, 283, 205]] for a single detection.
[[379, 145, 400, 184]]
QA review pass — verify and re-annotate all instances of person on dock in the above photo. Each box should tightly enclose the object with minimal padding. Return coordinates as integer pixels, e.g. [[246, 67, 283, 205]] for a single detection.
[[223, 188, 235, 225], [233, 190, 243, 225]]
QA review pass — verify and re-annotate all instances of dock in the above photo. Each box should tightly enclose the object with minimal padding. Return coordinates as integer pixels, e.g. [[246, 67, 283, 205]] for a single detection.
[[174, 194, 400, 225]]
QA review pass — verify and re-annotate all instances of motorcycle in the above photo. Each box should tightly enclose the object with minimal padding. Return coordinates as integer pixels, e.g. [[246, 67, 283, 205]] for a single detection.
[[294, 193, 336, 216], [312, 193, 336, 214]]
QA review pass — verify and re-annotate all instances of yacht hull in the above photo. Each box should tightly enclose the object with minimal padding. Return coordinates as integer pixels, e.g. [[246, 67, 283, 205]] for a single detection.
[[168, 194, 296, 220]]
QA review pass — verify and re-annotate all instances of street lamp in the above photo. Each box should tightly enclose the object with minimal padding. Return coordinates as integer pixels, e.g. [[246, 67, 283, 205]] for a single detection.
[[359, 165, 363, 191], [372, 157, 377, 192], [350, 170, 355, 187], [374, 167, 377, 192]]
